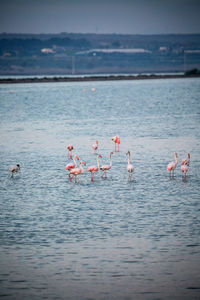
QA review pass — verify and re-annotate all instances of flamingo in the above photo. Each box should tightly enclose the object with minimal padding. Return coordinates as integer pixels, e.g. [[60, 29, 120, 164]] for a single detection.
[[112, 136, 120, 152], [92, 141, 98, 153], [65, 155, 79, 178], [100, 152, 113, 178], [67, 145, 74, 159], [9, 164, 20, 177], [126, 151, 134, 180], [181, 153, 190, 178], [69, 161, 86, 183], [87, 154, 102, 182], [167, 152, 178, 177]]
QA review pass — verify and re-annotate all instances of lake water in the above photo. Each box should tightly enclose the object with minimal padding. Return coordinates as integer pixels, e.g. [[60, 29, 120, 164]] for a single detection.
[[0, 78, 200, 300]]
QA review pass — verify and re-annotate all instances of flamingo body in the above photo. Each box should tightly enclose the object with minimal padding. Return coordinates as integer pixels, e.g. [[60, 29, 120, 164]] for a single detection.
[[87, 166, 98, 172], [100, 165, 111, 171], [9, 164, 20, 177], [67, 145, 73, 151], [65, 163, 75, 170], [127, 164, 134, 173], [92, 141, 98, 153], [167, 162, 177, 171]]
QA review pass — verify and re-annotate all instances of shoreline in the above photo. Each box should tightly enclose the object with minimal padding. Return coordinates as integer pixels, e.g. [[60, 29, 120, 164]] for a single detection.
[[0, 73, 200, 84]]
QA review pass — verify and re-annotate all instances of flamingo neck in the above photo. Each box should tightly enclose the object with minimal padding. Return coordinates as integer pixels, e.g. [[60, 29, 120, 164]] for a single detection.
[[97, 156, 100, 169], [73, 156, 77, 167], [174, 154, 178, 165], [79, 163, 84, 173], [128, 153, 131, 164], [110, 153, 113, 167]]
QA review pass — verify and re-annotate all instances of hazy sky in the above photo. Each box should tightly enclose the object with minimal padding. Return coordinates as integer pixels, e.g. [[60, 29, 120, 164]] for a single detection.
[[0, 0, 200, 35]]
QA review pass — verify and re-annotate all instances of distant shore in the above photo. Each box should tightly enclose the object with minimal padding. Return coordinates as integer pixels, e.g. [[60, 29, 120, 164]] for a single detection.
[[0, 73, 200, 84]]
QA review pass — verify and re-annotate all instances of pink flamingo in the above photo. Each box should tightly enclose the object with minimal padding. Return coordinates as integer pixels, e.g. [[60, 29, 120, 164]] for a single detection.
[[67, 145, 74, 159], [65, 155, 79, 178], [112, 136, 120, 152], [69, 161, 86, 183], [9, 164, 20, 177], [92, 140, 98, 153], [181, 153, 190, 178], [167, 152, 178, 177], [100, 152, 113, 178], [87, 154, 102, 182], [126, 151, 134, 180]]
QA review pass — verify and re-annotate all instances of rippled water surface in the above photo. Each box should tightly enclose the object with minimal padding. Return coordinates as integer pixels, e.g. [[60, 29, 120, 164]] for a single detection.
[[0, 78, 200, 299]]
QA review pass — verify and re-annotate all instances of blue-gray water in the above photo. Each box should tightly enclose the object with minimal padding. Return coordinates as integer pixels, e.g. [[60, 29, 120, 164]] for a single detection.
[[0, 78, 200, 300]]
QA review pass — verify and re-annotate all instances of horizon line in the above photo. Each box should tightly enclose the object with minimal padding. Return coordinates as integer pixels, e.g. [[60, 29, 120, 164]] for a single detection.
[[1, 32, 200, 36]]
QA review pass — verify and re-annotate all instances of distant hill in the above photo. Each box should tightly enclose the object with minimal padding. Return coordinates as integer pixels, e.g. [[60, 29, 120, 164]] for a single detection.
[[0, 33, 200, 75]]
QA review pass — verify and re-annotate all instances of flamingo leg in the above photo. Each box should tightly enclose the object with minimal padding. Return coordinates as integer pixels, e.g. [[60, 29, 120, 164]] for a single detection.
[[91, 172, 94, 182], [70, 175, 74, 182], [75, 175, 77, 183]]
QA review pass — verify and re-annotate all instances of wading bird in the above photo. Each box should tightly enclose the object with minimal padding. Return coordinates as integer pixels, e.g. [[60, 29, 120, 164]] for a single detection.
[[181, 153, 190, 178], [69, 161, 86, 183], [65, 155, 79, 178], [87, 154, 102, 182], [167, 153, 178, 177], [92, 141, 98, 153], [112, 136, 120, 152], [67, 145, 74, 159], [100, 152, 113, 178], [9, 164, 20, 177], [126, 151, 134, 180]]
